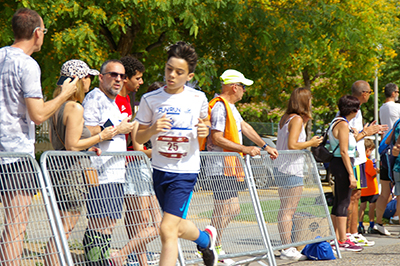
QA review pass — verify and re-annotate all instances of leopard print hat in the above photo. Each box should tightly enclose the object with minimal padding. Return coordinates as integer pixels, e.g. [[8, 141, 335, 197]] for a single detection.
[[58, 59, 100, 80]]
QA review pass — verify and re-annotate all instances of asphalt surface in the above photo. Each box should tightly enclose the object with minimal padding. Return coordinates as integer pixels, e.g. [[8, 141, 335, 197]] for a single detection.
[[276, 224, 400, 265]]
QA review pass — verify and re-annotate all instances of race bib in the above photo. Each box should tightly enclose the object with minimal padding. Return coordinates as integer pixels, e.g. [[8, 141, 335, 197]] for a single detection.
[[157, 136, 190, 159]]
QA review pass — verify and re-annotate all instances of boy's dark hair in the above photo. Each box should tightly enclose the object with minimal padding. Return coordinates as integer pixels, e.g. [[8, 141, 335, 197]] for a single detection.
[[167, 41, 198, 73], [338, 95, 360, 117], [364, 138, 375, 150], [147, 81, 165, 93], [384, 83, 398, 98], [120, 55, 145, 79], [100, 59, 123, 74], [12, 8, 41, 40]]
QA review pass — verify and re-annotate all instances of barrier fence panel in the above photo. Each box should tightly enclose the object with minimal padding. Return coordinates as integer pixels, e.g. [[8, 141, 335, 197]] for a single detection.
[[40, 151, 162, 266], [0, 152, 63, 266], [179, 152, 275, 266], [247, 150, 340, 257]]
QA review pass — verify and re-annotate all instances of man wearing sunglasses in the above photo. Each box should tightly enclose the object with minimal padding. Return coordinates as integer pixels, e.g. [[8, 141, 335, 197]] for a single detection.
[[81, 59, 135, 266], [203, 69, 278, 264], [342, 80, 388, 246], [0, 8, 78, 265]]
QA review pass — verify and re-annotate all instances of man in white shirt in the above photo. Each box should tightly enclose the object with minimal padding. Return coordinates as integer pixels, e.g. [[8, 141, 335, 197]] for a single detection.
[[347, 81, 387, 243], [0, 8, 78, 264], [379, 83, 400, 137], [82, 59, 135, 266], [375, 83, 400, 230]]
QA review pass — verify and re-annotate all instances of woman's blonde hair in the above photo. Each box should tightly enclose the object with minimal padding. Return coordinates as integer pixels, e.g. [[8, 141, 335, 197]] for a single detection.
[[53, 78, 85, 103], [285, 87, 312, 119]]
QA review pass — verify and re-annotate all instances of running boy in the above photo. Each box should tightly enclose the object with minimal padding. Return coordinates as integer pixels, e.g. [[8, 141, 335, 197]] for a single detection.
[[357, 138, 379, 242], [135, 41, 217, 266]]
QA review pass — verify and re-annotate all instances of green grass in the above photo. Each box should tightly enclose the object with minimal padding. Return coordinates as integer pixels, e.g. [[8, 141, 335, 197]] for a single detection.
[[198, 197, 327, 223], [197, 198, 390, 224]]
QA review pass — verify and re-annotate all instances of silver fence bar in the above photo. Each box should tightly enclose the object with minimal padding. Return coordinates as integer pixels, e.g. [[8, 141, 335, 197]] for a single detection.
[[0, 152, 64, 266], [40, 151, 163, 266], [247, 150, 340, 259], [179, 152, 274, 265]]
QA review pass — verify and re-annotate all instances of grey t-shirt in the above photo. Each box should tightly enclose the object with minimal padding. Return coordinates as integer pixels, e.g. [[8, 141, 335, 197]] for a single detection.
[[206, 101, 243, 152], [0, 46, 43, 159]]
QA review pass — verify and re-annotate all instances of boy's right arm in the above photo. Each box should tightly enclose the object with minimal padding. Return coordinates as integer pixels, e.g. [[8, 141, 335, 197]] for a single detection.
[[136, 114, 172, 144]]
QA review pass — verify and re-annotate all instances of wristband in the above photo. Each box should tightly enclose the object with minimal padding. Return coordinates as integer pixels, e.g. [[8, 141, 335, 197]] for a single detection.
[[261, 143, 268, 150], [98, 133, 103, 142]]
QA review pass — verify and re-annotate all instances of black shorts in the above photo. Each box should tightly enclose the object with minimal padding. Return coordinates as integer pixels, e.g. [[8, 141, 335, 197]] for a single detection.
[[360, 194, 379, 203], [0, 158, 39, 196], [380, 163, 391, 181], [211, 175, 247, 201]]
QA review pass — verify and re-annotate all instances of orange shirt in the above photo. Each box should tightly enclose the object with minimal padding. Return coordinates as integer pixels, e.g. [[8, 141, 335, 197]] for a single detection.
[[361, 157, 379, 196]]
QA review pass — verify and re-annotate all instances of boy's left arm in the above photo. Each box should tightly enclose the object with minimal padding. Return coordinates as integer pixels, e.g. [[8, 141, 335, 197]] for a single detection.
[[196, 117, 211, 139]]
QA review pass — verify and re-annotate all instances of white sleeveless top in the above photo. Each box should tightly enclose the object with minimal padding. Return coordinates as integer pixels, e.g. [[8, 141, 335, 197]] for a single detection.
[[275, 115, 306, 177]]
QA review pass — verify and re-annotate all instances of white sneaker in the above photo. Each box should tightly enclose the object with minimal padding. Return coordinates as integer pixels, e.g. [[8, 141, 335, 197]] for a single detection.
[[347, 233, 375, 247], [217, 249, 235, 265], [373, 224, 391, 236], [390, 216, 400, 224], [280, 247, 307, 261]]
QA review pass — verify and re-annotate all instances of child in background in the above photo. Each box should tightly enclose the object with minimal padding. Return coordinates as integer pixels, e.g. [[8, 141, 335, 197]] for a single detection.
[[357, 138, 379, 241]]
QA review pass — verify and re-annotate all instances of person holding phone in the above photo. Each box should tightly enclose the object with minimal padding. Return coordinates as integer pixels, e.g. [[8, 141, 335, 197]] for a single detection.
[[275, 87, 322, 261], [44, 60, 118, 266]]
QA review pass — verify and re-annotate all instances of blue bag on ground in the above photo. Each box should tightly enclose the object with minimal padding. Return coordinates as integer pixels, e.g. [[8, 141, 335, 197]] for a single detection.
[[383, 198, 397, 219], [301, 237, 336, 260]]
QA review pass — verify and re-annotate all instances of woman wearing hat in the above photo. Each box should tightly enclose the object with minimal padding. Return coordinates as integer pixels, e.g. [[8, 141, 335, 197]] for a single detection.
[[44, 59, 117, 266]]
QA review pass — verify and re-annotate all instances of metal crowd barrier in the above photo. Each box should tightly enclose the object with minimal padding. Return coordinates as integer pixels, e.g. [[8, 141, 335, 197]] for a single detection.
[[247, 150, 340, 259], [179, 152, 275, 266], [39, 151, 162, 266], [0, 153, 63, 266], [0, 150, 339, 266]]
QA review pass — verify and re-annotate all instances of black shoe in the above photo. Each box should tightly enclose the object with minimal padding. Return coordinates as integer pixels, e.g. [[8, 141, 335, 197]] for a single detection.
[[357, 225, 365, 234], [197, 226, 218, 266]]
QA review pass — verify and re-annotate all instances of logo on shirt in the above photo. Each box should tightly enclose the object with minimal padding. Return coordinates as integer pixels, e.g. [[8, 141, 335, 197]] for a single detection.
[[121, 105, 126, 112]]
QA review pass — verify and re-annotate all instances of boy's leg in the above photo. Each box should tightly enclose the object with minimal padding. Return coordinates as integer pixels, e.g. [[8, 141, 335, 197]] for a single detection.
[[358, 201, 367, 224], [159, 212, 201, 266], [369, 202, 376, 223]]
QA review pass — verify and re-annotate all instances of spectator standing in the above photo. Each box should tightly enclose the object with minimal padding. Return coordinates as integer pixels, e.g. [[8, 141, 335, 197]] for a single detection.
[[205, 69, 278, 264], [0, 8, 77, 265], [375, 83, 400, 229], [81, 59, 135, 266], [345, 81, 387, 242], [328, 95, 362, 252], [275, 87, 322, 260], [356, 138, 378, 246], [135, 41, 217, 266], [44, 59, 117, 266], [113, 56, 162, 266]]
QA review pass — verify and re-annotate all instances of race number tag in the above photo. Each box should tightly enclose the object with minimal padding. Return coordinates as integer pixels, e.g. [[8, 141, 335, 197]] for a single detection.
[[157, 136, 190, 159]]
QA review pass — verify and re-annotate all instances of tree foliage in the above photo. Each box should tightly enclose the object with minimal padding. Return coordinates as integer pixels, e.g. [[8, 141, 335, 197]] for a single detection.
[[1, 0, 399, 126]]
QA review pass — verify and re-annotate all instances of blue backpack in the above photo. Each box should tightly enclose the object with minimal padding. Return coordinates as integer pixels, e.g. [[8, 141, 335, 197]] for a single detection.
[[379, 119, 400, 181], [301, 237, 336, 260]]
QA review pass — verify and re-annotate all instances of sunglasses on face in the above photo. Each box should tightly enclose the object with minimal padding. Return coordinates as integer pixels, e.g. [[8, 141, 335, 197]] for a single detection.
[[363, 90, 373, 94], [102, 72, 126, 80]]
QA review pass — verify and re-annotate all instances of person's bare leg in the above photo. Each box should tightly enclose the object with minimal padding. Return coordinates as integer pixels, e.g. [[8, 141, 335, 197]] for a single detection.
[[44, 211, 80, 266], [347, 190, 361, 234], [210, 197, 240, 246], [376, 180, 392, 224], [113, 195, 162, 266], [159, 212, 200, 266], [358, 202, 367, 226], [369, 202, 376, 223], [277, 186, 303, 245], [0, 191, 33, 266]]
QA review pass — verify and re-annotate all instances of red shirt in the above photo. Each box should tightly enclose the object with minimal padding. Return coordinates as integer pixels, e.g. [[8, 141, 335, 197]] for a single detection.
[[115, 94, 132, 147]]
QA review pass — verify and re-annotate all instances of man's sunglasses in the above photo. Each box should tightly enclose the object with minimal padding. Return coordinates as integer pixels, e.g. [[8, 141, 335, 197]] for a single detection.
[[102, 72, 126, 80]]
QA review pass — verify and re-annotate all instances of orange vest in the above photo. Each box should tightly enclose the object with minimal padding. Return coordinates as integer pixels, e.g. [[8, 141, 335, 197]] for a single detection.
[[200, 96, 245, 181]]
